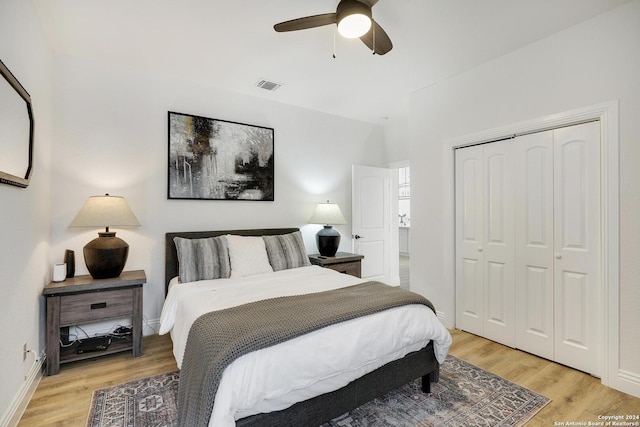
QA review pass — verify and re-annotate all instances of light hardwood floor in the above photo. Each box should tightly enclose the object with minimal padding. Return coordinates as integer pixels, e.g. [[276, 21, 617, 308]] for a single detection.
[[19, 334, 177, 426], [19, 330, 640, 426]]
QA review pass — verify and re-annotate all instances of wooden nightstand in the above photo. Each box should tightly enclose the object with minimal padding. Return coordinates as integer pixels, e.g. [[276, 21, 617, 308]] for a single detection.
[[43, 270, 146, 375], [309, 252, 364, 278]]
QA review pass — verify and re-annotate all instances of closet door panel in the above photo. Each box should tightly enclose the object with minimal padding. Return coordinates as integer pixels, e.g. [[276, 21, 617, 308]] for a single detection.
[[515, 131, 554, 359], [559, 271, 588, 346], [486, 261, 508, 325], [455, 146, 484, 335], [553, 121, 601, 376], [523, 266, 552, 330], [483, 142, 515, 346]]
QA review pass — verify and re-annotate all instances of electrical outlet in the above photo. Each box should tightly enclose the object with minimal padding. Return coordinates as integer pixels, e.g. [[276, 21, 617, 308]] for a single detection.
[[23, 343, 27, 361]]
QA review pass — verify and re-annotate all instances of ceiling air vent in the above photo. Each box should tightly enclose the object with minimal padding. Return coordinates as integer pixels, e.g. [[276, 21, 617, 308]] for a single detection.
[[255, 79, 282, 91]]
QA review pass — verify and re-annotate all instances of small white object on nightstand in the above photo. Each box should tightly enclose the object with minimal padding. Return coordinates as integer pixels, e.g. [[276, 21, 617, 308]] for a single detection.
[[53, 263, 66, 282]]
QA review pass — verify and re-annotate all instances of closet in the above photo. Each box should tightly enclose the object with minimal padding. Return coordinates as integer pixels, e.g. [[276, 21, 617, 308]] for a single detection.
[[455, 121, 601, 376]]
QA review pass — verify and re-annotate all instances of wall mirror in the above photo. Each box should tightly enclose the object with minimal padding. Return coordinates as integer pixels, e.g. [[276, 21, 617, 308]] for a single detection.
[[0, 59, 34, 188]]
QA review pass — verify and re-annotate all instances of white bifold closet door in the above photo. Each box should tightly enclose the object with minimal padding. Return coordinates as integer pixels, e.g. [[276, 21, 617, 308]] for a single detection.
[[455, 140, 516, 346], [455, 121, 601, 376], [513, 130, 555, 361]]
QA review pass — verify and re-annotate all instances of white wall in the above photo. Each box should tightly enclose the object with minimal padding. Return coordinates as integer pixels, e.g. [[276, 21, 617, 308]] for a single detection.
[[48, 54, 386, 332], [397, 0, 640, 395], [382, 98, 411, 164], [0, 0, 53, 424]]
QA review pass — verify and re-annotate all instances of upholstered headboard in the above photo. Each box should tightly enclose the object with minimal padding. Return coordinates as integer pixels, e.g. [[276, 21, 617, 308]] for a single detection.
[[164, 228, 300, 294]]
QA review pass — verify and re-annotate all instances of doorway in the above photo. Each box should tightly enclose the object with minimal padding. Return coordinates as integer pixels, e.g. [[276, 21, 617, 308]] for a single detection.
[[398, 165, 410, 290]]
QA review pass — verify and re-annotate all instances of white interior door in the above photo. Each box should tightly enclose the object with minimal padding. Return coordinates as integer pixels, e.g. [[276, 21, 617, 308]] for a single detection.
[[482, 141, 516, 347], [455, 142, 515, 345], [455, 145, 484, 336], [515, 130, 555, 360], [352, 165, 392, 284], [553, 122, 601, 376]]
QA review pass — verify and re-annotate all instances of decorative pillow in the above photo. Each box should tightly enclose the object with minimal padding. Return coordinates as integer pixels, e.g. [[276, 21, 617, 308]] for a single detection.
[[226, 234, 274, 278], [173, 236, 230, 283], [263, 231, 311, 271]]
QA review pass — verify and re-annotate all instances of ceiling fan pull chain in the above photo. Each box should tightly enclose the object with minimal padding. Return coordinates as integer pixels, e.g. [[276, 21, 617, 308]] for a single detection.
[[372, 19, 376, 55], [373, 23, 377, 54], [333, 27, 337, 58]]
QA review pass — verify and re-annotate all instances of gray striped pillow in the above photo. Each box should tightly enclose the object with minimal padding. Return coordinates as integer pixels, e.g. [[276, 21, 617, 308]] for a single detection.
[[174, 236, 230, 283], [263, 231, 311, 271]]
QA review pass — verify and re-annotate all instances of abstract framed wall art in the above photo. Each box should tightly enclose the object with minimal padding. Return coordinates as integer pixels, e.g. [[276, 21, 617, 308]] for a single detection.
[[168, 111, 274, 201]]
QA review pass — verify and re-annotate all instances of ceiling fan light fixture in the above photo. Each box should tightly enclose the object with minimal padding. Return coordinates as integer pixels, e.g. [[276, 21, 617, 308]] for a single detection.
[[336, 0, 372, 38], [338, 14, 371, 38], [273, 0, 392, 55]]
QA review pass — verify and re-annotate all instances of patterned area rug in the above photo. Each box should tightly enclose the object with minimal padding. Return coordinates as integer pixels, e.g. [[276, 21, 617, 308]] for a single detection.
[[86, 356, 550, 427]]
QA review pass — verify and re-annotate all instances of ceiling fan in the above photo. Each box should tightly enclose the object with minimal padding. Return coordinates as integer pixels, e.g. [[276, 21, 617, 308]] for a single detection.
[[273, 0, 393, 55]]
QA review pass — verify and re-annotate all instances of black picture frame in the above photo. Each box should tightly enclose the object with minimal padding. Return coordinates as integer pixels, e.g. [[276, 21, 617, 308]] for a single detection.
[[0, 59, 34, 189], [167, 111, 274, 201]]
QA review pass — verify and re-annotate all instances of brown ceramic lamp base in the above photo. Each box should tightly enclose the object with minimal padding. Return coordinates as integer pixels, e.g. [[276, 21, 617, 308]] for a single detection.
[[83, 232, 129, 279]]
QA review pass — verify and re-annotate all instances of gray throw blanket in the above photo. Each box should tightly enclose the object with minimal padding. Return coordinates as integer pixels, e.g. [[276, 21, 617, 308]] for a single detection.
[[177, 281, 436, 427]]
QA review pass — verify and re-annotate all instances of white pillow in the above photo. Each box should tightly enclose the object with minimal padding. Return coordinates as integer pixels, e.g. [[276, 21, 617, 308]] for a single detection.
[[226, 234, 274, 278]]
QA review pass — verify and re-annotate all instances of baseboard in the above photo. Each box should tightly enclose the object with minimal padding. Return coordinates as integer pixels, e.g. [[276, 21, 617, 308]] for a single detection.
[[0, 353, 44, 427], [144, 317, 160, 336], [615, 369, 640, 398]]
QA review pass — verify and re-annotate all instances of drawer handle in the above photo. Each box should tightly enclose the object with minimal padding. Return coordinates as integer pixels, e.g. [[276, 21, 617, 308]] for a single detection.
[[91, 302, 107, 310]]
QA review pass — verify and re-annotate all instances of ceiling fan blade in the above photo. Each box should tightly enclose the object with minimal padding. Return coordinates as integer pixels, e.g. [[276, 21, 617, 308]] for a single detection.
[[360, 20, 392, 55], [274, 13, 337, 32]]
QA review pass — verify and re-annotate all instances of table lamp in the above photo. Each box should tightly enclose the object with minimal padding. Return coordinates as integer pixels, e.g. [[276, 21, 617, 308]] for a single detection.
[[69, 194, 140, 279], [309, 201, 347, 257]]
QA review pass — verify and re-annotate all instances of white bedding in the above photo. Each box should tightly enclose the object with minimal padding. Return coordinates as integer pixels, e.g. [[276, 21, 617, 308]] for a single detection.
[[159, 265, 452, 427]]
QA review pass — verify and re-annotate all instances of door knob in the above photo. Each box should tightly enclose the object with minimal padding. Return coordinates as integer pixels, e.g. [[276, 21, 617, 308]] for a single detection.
[[478, 247, 483, 252], [555, 253, 562, 259], [353, 234, 363, 239]]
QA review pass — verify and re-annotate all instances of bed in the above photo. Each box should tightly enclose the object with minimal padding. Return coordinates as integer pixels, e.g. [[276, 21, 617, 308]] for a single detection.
[[161, 228, 451, 427]]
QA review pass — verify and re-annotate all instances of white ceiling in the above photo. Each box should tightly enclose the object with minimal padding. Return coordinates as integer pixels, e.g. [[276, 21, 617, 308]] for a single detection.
[[33, 0, 631, 124]]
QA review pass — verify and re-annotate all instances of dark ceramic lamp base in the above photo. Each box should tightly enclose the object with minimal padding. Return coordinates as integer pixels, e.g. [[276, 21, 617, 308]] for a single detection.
[[316, 225, 341, 257], [83, 232, 129, 279]]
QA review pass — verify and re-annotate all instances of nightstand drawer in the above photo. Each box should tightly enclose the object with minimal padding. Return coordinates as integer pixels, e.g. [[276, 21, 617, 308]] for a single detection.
[[60, 289, 133, 325], [308, 252, 364, 278], [325, 261, 361, 277]]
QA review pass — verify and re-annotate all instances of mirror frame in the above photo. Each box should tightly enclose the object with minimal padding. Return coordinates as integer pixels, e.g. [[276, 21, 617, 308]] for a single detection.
[[0, 59, 34, 188]]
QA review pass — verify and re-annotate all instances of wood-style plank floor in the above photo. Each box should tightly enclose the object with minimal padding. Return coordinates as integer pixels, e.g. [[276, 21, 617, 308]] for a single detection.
[[19, 334, 177, 426], [449, 329, 640, 425], [19, 330, 640, 426]]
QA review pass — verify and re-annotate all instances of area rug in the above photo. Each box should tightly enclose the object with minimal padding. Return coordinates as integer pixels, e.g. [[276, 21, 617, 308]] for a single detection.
[[86, 356, 550, 427]]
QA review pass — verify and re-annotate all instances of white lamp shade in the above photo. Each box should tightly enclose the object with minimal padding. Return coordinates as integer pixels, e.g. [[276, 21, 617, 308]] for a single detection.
[[309, 202, 347, 225], [69, 194, 140, 229], [338, 13, 372, 38]]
